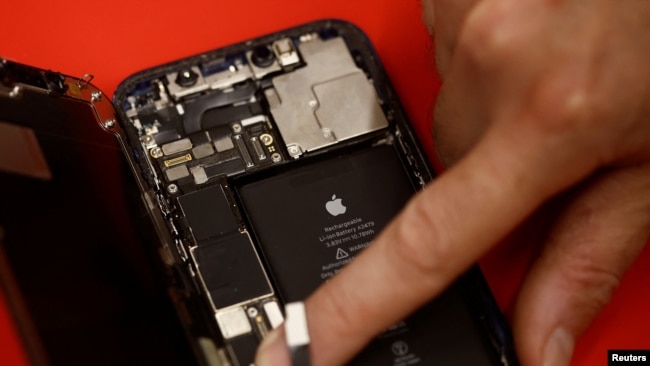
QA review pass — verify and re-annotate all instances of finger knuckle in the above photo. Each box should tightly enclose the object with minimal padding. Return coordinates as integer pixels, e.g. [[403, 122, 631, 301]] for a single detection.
[[318, 283, 366, 338], [388, 198, 453, 283], [529, 81, 597, 135], [560, 258, 620, 313], [459, 4, 519, 63]]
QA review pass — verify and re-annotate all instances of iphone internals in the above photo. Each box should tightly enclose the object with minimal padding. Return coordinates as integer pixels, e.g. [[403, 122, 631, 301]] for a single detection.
[[0, 20, 517, 366]]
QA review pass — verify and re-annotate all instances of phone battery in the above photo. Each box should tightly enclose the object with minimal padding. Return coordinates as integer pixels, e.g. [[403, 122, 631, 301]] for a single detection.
[[239, 145, 414, 301], [239, 144, 499, 365]]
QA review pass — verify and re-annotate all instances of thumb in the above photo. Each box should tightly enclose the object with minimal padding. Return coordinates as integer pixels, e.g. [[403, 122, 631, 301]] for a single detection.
[[513, 164, 650, 366]]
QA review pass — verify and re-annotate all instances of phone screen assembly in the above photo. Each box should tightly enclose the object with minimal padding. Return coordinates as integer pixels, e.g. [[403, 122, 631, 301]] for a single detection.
[[1, 20, 516, 366]]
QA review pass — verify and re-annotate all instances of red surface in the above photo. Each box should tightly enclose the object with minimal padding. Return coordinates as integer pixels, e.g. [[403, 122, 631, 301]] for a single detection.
[[2, 0, 648, 365], [0, 289, 28, 366]]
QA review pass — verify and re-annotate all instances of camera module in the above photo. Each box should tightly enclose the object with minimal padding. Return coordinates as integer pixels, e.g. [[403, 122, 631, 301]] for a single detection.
[[251, 45, 275, 68], [175, 68, 199, 87]]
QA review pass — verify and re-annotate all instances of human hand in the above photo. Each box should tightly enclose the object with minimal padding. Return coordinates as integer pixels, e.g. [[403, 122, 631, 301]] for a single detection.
[[255, 1, 650, 365]]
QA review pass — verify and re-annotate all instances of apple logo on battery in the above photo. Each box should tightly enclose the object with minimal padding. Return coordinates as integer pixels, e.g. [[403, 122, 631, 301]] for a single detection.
[[325, 195, 347, 216]]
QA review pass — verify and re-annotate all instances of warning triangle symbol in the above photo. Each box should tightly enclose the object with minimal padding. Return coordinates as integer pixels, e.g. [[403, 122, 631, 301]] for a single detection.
[[336, 248, 349, 260]]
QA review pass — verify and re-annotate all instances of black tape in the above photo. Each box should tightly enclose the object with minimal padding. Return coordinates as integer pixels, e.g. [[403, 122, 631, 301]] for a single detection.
[[291, 345, 311, 366], [183, 81, 256, 134]]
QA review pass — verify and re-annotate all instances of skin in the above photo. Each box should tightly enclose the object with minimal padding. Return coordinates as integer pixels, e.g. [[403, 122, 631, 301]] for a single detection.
[[256, 1, 650, 365]]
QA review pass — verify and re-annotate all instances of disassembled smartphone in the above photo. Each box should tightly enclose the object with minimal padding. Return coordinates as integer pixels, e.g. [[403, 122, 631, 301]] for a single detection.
[[1, 20, 516, 366]]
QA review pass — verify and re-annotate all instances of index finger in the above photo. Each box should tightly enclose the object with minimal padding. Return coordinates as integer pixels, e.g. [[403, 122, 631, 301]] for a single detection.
[[251, 104, 598, 365], [299, 118, 596, 365]]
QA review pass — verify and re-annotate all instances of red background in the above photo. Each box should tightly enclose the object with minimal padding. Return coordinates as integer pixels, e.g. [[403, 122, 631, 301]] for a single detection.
[[1, 0, 648, 365]]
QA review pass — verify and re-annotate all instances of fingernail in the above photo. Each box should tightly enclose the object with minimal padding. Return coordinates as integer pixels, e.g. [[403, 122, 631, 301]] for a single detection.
[[255, 327, 291, 366], [542, 327, 574, 366]]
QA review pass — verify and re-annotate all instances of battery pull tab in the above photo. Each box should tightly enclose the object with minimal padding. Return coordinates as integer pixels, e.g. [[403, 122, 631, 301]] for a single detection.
[[285, 302, 311, 366]]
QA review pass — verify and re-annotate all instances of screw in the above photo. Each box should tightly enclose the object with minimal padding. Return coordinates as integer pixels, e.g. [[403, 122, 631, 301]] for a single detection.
[[232, 123, 242, 133], [8, 86, 22, 98], [103, 119, 116, 129], [287, 145, 301, 157], [247, 307, 259, 318], [150, 147, 163, 158], [271, 152, 281, 163], [260, 134, 273, 146], [167, 184, 179, 194]]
